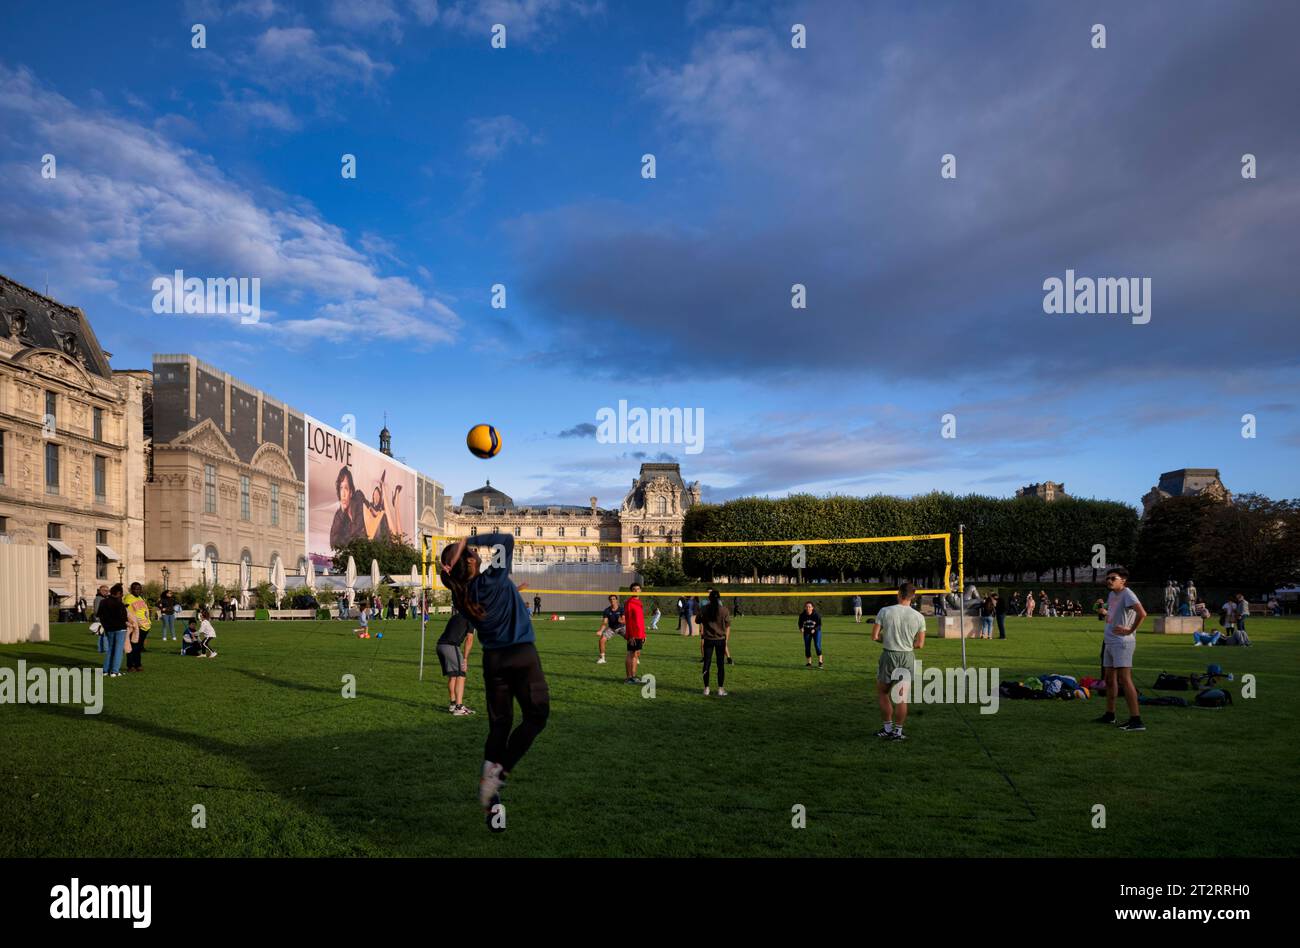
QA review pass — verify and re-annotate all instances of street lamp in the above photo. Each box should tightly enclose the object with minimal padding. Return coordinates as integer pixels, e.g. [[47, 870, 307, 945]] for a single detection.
[[117, 562, 125, 585], [161, 565, 170, 591], [72, 558, 81, 615]]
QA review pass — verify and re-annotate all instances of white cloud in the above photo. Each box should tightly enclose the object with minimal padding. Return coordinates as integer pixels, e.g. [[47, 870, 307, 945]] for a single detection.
[[465, 115, 530, 161], [245, 27, 395, 90], [327, 0, 404, 36], [439, 0, 603, 43], [0, 65, 460, 348]]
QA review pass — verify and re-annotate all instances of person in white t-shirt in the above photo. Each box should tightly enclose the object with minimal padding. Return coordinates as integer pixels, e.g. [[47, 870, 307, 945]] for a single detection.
[[1220, 598, 1237, 632], [197, 609, 218, 657], [1096, 568, 1147, 731]]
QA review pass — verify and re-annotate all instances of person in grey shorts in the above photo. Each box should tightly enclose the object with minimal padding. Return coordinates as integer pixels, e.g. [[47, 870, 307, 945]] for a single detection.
[[872, 582, 927, 741], [438, 612, 476, 716], [1097, 567, 1148, 731]]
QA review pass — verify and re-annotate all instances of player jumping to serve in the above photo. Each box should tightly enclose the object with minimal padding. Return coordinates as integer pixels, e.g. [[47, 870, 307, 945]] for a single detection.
[[440, 532, 550, 831]]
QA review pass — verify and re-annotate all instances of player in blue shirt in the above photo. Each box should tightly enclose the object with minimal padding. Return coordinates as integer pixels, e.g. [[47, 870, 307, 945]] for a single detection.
[[440, 532, 550, 831]]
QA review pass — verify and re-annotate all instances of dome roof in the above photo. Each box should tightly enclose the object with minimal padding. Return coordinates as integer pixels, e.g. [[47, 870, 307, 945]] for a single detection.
[[460, 480, 514, 509]]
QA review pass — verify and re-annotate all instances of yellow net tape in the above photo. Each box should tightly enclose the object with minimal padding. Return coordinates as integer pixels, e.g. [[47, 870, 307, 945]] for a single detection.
[[420, 533, 953, 598]]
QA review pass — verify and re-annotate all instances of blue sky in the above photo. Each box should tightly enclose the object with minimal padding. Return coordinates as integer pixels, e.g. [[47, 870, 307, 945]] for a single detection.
[[1, 0, 1297, 513]]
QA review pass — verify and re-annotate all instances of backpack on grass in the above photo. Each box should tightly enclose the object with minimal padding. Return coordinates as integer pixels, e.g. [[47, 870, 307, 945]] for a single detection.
[[1154, 672, 1193, 691], [1195, 688, 1233, 708]]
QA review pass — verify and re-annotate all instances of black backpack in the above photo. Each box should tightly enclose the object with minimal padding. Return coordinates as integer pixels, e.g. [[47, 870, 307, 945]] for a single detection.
[[1154, 672, 1193, 691]]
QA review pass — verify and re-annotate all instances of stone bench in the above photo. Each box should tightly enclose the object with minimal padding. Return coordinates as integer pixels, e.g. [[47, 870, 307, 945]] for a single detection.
[[1152, 616, 1204, 635], [268, 609, 317, 620]]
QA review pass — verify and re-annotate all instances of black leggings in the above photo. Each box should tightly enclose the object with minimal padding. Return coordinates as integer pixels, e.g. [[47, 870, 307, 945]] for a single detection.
[[702, 639, 726, 688], [482, 642, 550, 774], [127, 630, 147, 669]]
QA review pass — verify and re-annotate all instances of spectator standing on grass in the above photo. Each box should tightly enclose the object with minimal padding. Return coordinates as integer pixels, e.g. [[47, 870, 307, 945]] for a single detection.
[[533, 594, 542, 616], [1235, 593, 1250, 634], [650, 603, 661, 631], [1221, 597, 1237, 632], [1096, 567, 1147, 732], [91, 584, 110, 654], [978, 595, 994, 639], [995, 591, 1007, 639], [799, 601, 824, 669], [96, 584, 130, 678], [700, 589, 731, 696], [1026, 591, 1036, 618], [852, 594, 863, 623], [683, 594, 697, 637], [159, 589, 177, 642], [123, 582, 151, 673]]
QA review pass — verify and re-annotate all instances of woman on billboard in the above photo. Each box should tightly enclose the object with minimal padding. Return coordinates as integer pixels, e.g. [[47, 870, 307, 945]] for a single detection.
[[361, 469, 405, 542], [330, 467, 368, 549]]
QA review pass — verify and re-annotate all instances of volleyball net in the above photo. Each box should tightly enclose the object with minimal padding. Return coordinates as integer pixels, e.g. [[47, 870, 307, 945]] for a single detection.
[[418, 532, 959, 605]]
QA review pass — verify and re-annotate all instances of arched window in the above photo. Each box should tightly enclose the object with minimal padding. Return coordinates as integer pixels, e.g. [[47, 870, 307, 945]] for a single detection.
[[240, 550, 252, 588], [656, 497, 668, 516], [204, 543, 219, 564], [296, 556, 308, 575]]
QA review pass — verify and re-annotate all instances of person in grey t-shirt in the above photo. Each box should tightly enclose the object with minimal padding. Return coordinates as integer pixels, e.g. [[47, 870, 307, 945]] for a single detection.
[[1097, 567, 1148, 732]]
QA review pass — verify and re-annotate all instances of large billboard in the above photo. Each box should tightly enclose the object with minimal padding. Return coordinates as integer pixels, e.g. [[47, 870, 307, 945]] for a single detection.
[[305, 416, 417, 569]]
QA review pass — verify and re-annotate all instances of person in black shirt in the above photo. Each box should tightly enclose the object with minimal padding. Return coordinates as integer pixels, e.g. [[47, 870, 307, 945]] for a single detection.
[[437, 611, 476, 715], [595, 595, 624, 665], [96, 583, 130, 678], [799, 601, 824, 668], [994, 592, 1007, 639]]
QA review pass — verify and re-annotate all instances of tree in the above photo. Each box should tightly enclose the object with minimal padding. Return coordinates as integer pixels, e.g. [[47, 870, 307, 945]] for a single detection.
[[637, 551, 689, 587], [332, 535, 422, 578]]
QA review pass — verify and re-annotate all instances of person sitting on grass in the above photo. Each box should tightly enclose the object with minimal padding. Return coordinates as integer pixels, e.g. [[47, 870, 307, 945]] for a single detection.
[[181, 619, 204, 656]]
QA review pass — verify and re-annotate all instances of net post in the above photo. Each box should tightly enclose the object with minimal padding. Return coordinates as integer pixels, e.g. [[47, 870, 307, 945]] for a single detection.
[[958, 523, 966, 669], [418, 535, 429, 681]]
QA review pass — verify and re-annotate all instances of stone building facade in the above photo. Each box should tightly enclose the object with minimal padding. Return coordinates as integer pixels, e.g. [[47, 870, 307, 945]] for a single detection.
[[443, 462, 701, 568], [146, 354, 444, 591], [1016, 481, 1067, 501], [0, 274, 148, 605], [1141, 468, 1231, 517]]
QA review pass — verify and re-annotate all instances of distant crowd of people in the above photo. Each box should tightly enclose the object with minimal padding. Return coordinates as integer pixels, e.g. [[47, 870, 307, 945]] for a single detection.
[[1004, 590, 1088, 619]]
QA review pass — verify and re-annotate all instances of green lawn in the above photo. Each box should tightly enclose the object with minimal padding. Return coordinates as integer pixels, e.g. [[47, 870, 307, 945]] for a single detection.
[[2, 614, 1297, 857]]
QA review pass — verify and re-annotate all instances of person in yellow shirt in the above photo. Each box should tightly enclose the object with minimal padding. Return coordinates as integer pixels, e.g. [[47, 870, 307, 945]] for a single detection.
[[122, 582, 153, 672]]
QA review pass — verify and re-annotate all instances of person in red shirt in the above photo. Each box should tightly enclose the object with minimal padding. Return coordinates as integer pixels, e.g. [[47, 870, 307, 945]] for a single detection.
[[623, 583, 646, 684]]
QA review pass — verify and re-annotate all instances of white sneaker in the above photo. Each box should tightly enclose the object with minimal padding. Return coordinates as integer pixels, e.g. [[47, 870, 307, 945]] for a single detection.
[[479, 762, 505, 808], [1192, 641, 1202, 646], [717, 688, 728, 697], [703, 687, 710, 696], [596, 656, 606, 664]]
